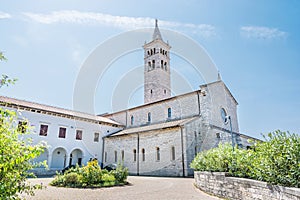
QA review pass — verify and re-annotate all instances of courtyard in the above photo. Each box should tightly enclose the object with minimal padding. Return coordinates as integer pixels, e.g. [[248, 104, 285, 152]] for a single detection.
[[22, 176, 220, 200]]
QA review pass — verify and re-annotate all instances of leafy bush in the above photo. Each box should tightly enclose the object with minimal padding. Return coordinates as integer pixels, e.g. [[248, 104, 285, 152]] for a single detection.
[[110, 163, 128, 184], [50, 161, 128, 188], [191, 130, 300, 188], [64, 172, 80, 186], [0, 108, 47, 199]]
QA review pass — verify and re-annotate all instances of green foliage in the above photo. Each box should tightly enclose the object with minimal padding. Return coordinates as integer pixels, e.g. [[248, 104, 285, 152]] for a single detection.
[[64, 172, 80, 186], [110, 163, 128, 184], [0, 108, 47, 199], [190, 143, 234, 172], [191, 130, 300, 188], [0, 52, 17, 88], [50, 160, 128, 188]]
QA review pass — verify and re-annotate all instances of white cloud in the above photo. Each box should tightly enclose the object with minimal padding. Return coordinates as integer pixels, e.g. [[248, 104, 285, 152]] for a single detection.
[[0, 11, 11, 19], [22, 10, 216, 38], [240, 26, 287, 39]]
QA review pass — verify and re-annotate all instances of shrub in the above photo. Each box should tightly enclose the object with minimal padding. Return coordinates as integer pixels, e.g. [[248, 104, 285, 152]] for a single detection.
[[64, 173, 80, 186], [110, 163, 128, 184], [80, 160, 103, 185], [191, 130, 300, 188], [190, 143, 234, 172], [102, 173, 116, 186], [247, 130, 300, 187], [50, 160, 128, 188]]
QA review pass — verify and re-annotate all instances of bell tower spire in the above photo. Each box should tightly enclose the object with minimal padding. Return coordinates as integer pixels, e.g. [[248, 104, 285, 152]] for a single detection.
[[152, 19, 163, 40], [143, 19, 171, 104]]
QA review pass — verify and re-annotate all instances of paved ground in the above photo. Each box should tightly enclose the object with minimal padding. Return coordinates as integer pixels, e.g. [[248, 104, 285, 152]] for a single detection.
[[21, 176, 220, 200]]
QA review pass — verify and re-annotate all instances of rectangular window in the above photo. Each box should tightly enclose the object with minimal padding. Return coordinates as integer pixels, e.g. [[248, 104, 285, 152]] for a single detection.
[[94, 132, 99, 142], [59, 127, 66, 138], [156, 147, 160, 161], [18, 121, 28, 133], [171, 146, 175, 161], [114, 151, 117, 162], [76, 130, 82, 140], [39, 124, 48, 136]]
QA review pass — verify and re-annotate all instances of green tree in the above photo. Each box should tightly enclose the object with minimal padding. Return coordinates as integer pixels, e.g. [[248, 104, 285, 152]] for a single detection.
[[0, 52, 17, 88], [0, 52, 47, 199]]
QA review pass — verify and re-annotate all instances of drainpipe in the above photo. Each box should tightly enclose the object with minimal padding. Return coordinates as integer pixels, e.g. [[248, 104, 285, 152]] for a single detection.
[[101, 136, 105, 168], [180, 126, 185, 177], [125, 110, 128, 127], [137, 133, 140, 175], [197, 90, 201, 116]]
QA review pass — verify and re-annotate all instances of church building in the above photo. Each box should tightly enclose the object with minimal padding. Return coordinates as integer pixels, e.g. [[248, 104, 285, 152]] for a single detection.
[[102, 20, 252, 176], [0, 20, 254, 177]]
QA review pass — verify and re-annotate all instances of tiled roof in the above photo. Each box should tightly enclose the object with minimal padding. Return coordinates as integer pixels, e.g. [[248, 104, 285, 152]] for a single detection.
[[0, 96, 122, 126], [107, 116, 199, 137]]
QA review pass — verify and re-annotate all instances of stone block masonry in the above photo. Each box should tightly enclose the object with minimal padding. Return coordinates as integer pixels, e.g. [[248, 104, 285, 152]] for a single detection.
[[194, 171, 300, 200]]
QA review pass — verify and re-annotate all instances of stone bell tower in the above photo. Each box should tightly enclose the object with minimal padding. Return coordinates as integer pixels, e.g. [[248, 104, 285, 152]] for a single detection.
[[144, 19, 171, 104]]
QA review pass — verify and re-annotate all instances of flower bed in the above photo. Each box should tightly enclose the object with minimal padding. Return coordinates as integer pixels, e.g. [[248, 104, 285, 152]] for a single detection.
[[50, 161, 128, 188]]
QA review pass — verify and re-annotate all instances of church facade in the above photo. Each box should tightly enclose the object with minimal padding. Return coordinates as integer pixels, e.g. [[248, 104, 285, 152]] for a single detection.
[[0, 21, 254, 177]]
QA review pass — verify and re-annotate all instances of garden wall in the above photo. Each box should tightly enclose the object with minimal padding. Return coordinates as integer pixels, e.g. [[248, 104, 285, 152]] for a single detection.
[[194, 171, 300, 200]]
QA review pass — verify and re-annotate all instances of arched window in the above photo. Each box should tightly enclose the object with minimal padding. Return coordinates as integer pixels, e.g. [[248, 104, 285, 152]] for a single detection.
[[156, 147, 160, 161], [161, 60, 164, 68], [148, 61, 151, 68], [133, 149, 137, 162], [171, 146, 175, 161], [141, 148, 145, 161], [168, 107, 171, 118], [121, 150, 124, 161], [147, 51, 150, 55], [148, 112, 151, 123], [152, 60, 155, 68], [114, 151, 117, 162], [130, 115, 134, 126], [150, 49, 153, 55], [150, 89, 153, 94], [153, 48, 156, 54]]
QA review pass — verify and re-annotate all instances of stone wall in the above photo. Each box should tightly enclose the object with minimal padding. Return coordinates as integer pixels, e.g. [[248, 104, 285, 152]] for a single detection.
[[194, 171, 300, 200], [104, 127, 184, 176], [105, 91, 200, 127]]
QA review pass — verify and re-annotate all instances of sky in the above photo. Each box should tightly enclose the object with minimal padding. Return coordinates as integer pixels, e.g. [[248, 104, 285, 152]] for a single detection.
[[1, 0, 299, 139]]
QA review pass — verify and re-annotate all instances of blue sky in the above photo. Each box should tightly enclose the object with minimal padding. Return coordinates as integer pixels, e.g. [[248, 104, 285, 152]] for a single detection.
[[1, 0, 299, 139]]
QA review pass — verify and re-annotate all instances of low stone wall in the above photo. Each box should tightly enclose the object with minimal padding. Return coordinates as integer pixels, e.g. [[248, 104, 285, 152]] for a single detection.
[[194, 171, 300, 200], [29, 168, 57, 177]]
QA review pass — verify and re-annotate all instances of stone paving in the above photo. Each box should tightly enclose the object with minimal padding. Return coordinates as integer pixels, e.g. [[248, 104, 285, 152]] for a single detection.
[[22, 176, 220, 200]]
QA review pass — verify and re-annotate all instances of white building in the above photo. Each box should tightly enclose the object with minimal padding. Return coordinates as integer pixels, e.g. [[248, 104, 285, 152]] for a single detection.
[[0, 96, 122, 174]]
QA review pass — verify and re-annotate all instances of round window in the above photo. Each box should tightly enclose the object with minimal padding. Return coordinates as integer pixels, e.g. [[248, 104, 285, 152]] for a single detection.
[[220, 108, 227, 122]]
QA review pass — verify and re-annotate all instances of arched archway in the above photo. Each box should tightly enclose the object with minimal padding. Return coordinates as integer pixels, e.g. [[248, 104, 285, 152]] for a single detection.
[[51, 147, 67, 169], [69, 149, 83, 166]]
